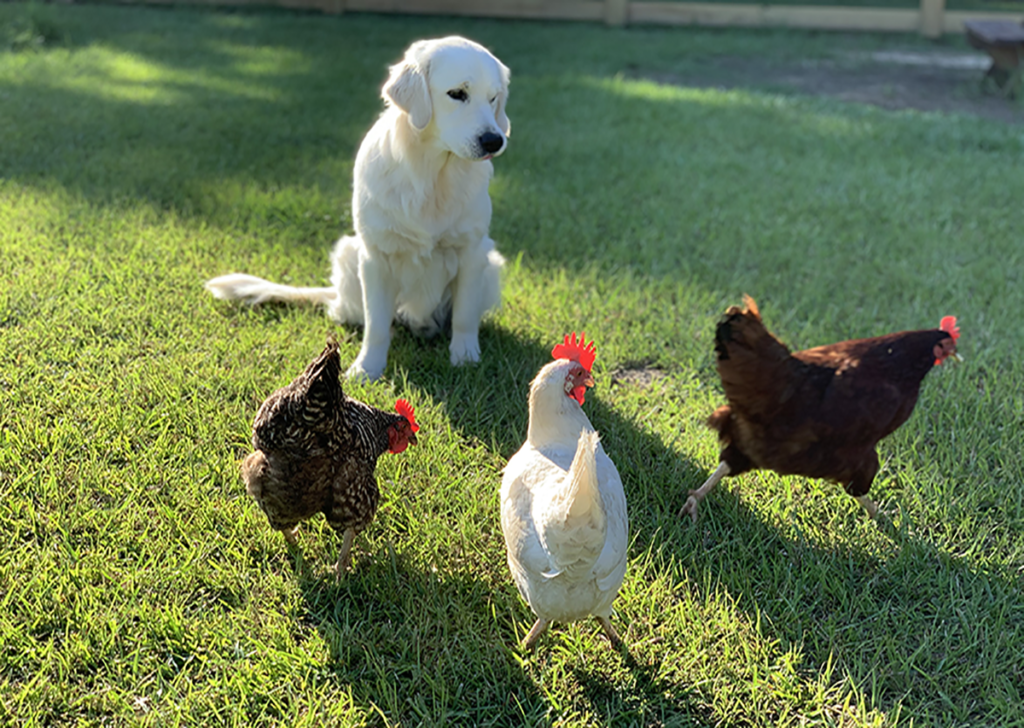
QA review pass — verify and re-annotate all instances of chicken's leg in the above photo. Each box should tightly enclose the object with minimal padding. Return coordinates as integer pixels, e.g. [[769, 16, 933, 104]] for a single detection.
[[855, 495, 879, 519], [522, 618, 550, 651], [333, 528, 356, 577], [680, 461, 731, 523], [596, 617, 624, 649]]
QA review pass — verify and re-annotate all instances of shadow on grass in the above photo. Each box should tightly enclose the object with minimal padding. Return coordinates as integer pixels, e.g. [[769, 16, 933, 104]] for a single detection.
[[288, 541, 723, 726], [9, 4, 1016, 269], [665, 482, 1024, 721], [8, 5, 1022, 722], [572, 652, 730, 728], [260, 325, 719, 723], [292, 545, 553, 725], [0, 5, 398, 239], [230, 285, 1006, 724]]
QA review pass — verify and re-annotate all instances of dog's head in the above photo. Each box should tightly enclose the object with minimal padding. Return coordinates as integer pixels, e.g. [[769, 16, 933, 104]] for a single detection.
[[383, 36, 510, 161]]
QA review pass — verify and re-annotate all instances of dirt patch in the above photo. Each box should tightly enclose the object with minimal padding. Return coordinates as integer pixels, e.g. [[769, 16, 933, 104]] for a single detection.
[[636, 50, 1023, 124], [611, 366, 667, 388]]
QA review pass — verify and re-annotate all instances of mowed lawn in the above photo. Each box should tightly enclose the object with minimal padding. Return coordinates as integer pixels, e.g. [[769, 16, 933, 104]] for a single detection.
[[1, 4, 1023, 726]]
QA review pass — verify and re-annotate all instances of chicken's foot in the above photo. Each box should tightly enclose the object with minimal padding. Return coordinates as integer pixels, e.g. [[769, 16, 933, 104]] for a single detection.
[[333, 528, 356, 579], [596, 617, 625, 649], [282, 526, 300, 546], [680, 461, 731, 523], [855, 495, 879, 519], [522, 618, 550, 651]]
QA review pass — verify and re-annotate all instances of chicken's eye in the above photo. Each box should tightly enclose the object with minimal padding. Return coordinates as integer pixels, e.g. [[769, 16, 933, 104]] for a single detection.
[[447, 89, 468, 102], [489, 95, 497, 105]]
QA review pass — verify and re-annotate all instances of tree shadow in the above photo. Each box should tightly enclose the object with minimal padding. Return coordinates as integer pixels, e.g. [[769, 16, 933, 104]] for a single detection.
[[0, 5, 392, 238], [10, 4, 1011, 365]]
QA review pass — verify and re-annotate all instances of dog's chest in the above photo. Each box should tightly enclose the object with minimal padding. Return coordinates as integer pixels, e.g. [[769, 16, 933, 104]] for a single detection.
[[410, 165, 488, 239], [359, 155, 492, 253], [389, 247, 460, 293]]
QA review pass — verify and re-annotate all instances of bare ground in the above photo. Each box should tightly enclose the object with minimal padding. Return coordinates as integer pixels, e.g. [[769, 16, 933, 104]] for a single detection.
[[611, 365, 667, 388], [637, 49, 1023, 123]]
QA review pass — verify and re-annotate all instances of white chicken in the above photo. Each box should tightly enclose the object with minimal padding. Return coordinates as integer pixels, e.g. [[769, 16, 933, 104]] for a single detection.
[[500, 333, 629, 650]]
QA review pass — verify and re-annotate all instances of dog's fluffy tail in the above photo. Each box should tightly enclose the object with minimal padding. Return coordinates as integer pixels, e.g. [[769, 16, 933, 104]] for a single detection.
[[204, 273, 337, 306]]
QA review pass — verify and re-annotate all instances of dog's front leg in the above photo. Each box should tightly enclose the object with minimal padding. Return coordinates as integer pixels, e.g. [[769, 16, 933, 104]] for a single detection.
[[346, 251, 397, 381], [448, 242, 491, 367]]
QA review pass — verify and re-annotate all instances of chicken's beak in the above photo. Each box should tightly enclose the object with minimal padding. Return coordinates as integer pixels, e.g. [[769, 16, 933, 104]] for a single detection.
[[936, 339, 962, 366], [409, 432, 418, 446], [583, 374, 595, 389]]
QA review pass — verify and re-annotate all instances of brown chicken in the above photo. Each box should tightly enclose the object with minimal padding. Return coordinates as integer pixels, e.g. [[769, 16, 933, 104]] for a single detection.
[[242, 339, 419, 573], [681, 296, 960, 522]]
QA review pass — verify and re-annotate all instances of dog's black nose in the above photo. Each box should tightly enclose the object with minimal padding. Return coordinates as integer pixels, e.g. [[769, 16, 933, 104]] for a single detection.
[[479, 132, 505, 155]]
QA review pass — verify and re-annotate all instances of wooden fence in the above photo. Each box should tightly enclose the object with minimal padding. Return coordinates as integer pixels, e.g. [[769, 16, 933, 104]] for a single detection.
[[105, 0, 1024, 38]]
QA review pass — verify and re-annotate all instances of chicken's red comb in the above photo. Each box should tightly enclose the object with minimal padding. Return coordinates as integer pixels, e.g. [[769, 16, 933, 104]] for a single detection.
[[939, 316, 959, 342], [551, 332, 596, 372], [395, 399, 419, 432]]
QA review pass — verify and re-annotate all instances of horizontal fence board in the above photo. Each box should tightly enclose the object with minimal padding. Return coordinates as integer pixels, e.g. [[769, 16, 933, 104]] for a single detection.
[[630, 2, 922, 30], [344, 0, 605, 20], [945, 9, 1024, 31], [70, 0, 1024, 34], [98, 0, 345, 8], [606, 0, 629, 24]]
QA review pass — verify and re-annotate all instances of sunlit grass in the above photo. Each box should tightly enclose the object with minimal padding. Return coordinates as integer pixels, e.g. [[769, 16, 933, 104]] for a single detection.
[[1, 3, 1023, 726], [1, 44, 300, 103]]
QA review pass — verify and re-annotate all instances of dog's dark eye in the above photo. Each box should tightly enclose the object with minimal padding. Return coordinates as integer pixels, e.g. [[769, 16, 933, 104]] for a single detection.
[[447, 89, 468, 102]]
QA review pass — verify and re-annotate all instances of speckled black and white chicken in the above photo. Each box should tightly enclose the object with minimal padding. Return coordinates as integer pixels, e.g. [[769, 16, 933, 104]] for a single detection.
[[242, 339, 419, 574]]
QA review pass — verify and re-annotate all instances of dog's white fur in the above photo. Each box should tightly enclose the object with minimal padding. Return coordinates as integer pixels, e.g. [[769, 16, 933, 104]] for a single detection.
[[206, 36, 510, 380]]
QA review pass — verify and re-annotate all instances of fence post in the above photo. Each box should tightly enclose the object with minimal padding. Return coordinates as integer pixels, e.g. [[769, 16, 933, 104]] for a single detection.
[[605, 0, 629, 26], [920, 0, 945, 37]]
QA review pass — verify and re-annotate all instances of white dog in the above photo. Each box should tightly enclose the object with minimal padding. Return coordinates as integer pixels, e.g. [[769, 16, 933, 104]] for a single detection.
[[205, 36, 510, 380]]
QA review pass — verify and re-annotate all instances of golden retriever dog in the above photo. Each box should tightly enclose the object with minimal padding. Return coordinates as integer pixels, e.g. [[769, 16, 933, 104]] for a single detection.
[[206, 36, 510, 380]]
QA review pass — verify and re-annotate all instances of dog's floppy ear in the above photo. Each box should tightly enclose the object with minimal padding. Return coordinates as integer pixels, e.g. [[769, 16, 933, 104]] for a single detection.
[[383, 59, 432, 131], [495, 60, 511, 137]]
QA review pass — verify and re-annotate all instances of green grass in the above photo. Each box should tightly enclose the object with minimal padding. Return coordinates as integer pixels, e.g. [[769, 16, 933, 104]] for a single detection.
[[1, 3, 1023, 726]]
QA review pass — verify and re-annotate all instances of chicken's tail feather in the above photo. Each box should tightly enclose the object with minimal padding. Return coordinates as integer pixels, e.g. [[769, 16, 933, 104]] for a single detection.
[[538, 430, 607, 578], [205, 273, 337, 306], [566, 430, 604, 523], [299, 340, 345, 412], [741, 293, 760, 319], [305, 339, 342, 381], [714, 297, 795, 419]]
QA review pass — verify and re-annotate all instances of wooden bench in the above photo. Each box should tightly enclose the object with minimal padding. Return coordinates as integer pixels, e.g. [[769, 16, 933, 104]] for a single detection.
[[964, 19, 1024, 98]]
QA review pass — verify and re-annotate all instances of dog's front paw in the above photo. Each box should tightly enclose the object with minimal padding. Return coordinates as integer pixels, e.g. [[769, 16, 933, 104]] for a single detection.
[[346, 357, 385, 382], [449, 333, 481, 366]]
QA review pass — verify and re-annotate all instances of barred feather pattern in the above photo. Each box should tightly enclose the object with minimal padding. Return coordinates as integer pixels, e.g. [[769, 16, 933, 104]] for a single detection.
[[243, 340, 406, 537]]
